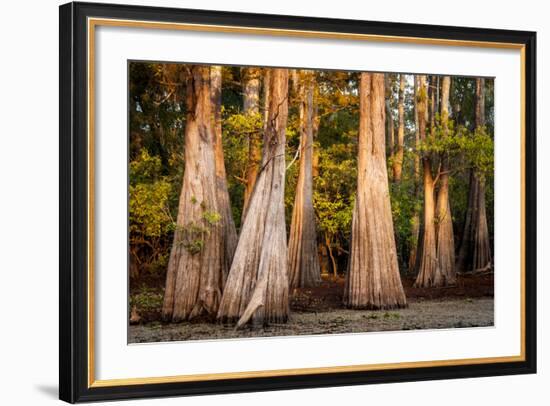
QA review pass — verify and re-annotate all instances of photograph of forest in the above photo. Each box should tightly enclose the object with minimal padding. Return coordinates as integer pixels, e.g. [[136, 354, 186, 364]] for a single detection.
[[128, 62, 494, 343]]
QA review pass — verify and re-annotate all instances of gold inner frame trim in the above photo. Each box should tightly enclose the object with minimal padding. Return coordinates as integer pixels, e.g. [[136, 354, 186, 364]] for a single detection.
[[87, 17, 527, 388]]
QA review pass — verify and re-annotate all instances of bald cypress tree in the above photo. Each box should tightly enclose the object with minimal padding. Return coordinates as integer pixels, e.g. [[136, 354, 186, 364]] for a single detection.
[[210, 66, 238, 281], [217, 68, 290, 327], [434, 76, 456, 285], [241, 67, 262, 222], [344, 72, 407, 310], [414, 75, 443, 288], [162, 66, 226, 321], [288, 70, 321, 288], [457, 78, 492, 272]]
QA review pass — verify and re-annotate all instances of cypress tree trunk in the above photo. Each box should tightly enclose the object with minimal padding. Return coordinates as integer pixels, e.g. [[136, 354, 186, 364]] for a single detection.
[[408, 76, 421, 273], [288, 71, 321, 288], [217, 68, 290, 327], [385, 74, 395, 166], [241, 67, 262, 222], [473, 176, 491, 270], [162, 66, 226, 321], [343, 72, 407, 310], [392, 74, 406, 182], [211, 66, 238, 282], [434, 76, 456, 285], [414, 75, 445, 288], [457, 171, 477, 271], [457, 78, 492, 272]]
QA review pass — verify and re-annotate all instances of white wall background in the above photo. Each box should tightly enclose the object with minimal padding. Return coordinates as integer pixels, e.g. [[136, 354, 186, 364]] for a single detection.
[[0, 0, 546, 404]]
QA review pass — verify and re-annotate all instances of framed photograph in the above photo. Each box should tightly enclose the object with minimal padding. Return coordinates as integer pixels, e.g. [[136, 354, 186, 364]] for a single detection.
[[59, 1, 536, 403]]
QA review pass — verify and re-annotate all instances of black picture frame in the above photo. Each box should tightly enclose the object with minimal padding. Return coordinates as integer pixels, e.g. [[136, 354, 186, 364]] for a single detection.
[[59, 1, 537, 403]]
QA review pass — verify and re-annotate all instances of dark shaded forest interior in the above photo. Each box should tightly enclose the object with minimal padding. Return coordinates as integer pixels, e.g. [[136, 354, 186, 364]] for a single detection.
[[128, 63, 494, 341]]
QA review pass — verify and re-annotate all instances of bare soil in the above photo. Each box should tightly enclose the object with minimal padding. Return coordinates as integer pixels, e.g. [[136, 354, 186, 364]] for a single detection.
[[128, 274, 494, 343]]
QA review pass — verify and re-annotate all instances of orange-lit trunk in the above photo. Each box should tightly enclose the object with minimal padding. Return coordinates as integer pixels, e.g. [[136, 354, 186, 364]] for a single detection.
[[288, 71, 321, 288], [241, 67, 262, 222], [344, 72, 407, 309], [162, 66, 226, 321], [210, 66, 238, 282], [414, 75, 445, 287], [392, 74, 406, 182], [434, 76, 456, 285]]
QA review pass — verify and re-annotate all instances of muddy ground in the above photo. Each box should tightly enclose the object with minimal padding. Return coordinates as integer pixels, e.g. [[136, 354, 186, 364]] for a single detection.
[[128, 274, 494, 343]]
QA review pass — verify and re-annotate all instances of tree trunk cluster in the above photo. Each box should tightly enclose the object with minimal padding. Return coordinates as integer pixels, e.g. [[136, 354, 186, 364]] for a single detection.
[[161, 66, 491, 326], [457, 78, 492, 272]]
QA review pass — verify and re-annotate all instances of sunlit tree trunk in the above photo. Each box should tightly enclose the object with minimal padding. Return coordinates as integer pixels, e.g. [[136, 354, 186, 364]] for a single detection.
[[262, 69, 272, 135], [457, 78, 492, 272], [344, 72, 407, 309], [241, 67, 262, 222], [414, 75, 445, 288], [162, 66, 225, 321], [392, 74, 406, 182], [288, 71, 321, 288], [211, 66, 238, 282], [408, 76, 421, 273], [217, 68, 290, 327], [434, 76, 456, 284], [385, 74, 395, 167]]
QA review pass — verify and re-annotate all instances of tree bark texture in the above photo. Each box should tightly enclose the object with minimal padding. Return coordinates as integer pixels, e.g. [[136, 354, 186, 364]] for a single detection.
[[414, 75, 446, 288], [392, 74, 406, 182], [434, 76, 456, 285], [408, 76, 421, 273], [288, 71, 322, 288], [344, 72, 407, 310], [162, 66, 226, 321], [457, 78, 492, 272], [210, 66, 238, 282], [241, 67, 262, 222], [385, 74, 395, 165], [217, 68, 290, 327]]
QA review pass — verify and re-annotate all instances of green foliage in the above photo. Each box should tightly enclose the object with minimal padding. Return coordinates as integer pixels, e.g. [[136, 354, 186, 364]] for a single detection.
[[130, 286, 164, 312], [222, 108, 264, 224], [129, 150, 173, 237], [314, 143, 356, 257], [175, 210, 220, 255], [202, 210, 222, 225], [418, 117, 494, 175], [129, 149, 174, 276]]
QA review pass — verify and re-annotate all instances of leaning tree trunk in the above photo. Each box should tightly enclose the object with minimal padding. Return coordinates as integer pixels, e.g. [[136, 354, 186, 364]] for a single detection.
[[211, 66, 238, 282], [392, 74, 406, 182], [414, 75, 445, 288], [217, 68, 290, 327], [162, 66, 226, 322], [343, 72, 407, 310], [408, 75, 421, 273], [288, 71, 321, 288], [241, 67, 262, 222], [434, 76, 456, 285], [457, 78, 492, 272]]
